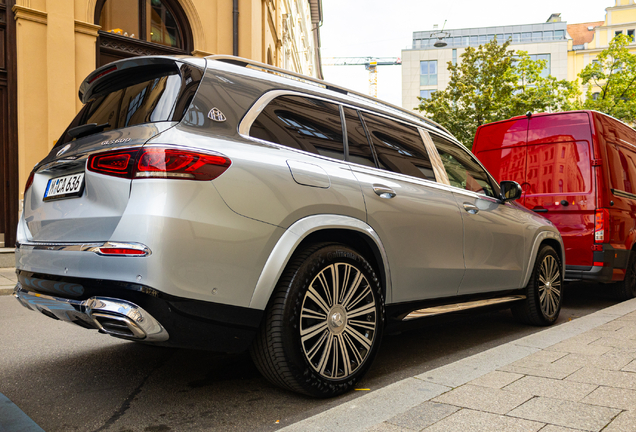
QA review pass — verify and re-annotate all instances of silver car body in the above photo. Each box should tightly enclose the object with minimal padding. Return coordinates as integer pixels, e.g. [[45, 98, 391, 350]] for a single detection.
[[14, 55, 564, 353]]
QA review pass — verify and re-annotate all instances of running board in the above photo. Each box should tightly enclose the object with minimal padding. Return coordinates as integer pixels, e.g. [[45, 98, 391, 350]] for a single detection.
[[402, 295, 526, 321]]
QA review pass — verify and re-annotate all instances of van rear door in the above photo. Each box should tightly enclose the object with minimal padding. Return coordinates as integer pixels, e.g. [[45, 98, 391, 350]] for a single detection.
[[525, 113, 595, 267], [472, 118, 528, 204]]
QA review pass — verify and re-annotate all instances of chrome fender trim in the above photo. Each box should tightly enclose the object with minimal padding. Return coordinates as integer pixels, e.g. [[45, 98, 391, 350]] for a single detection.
[[521, 230, 565, 288], [248, 215, 392, 310]]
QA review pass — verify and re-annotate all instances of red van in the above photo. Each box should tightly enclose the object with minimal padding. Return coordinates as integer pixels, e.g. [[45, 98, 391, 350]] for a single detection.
[[473, 111, 636, 299]]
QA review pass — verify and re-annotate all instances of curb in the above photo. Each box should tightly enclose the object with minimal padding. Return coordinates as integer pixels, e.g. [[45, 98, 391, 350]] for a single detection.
[[279, 298, 636, 432]]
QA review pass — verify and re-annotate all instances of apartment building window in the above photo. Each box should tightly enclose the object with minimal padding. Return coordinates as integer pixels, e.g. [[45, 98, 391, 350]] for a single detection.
[[530, 54, 551, 77], [522, 32, 532, 42], [616, 30, 624, 38], [628, 29, 635, 41], [420, 90, 434, 99], [420, 60, 438, 85], [532, 31, 542, 41], [452, 49, 457, 66]]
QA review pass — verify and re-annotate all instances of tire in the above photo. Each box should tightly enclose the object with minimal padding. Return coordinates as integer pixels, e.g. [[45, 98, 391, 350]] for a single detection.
[[512, 245, 563, 326], [615, 252, 636, 301], [250, 242, 385, 397]]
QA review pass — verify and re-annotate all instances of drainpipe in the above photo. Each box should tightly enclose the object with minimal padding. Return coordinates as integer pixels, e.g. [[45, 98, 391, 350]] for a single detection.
[[233, 0, 239, 56]]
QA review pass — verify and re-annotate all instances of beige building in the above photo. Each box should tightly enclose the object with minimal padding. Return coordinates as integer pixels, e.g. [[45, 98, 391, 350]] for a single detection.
[[567, 0, 636, 96], [0, 0, 323, 247]]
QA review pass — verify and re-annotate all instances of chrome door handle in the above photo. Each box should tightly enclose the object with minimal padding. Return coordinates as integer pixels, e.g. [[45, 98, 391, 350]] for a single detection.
[[373, 184, 396, 199], [463, 203, 479, 214]]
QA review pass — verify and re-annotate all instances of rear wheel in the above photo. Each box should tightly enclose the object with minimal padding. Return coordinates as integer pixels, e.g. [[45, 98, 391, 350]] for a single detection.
[[615, 252, 636, 301], [250, 243, 384, 397], [512, 245, 563, 326]]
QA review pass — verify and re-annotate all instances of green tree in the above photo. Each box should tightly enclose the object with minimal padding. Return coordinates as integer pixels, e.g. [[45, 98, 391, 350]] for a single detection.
[[417, 39, 580, 149], [579, 33, 636, 123]]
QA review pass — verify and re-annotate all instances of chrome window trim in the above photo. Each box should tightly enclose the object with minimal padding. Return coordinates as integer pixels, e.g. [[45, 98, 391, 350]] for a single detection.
[[419, 128, 450, 186]]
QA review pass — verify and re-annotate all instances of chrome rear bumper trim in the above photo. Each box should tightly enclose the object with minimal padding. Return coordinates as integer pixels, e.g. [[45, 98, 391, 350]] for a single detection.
[[403, 295, 526, 320], [16, 241, 151, 256], [13, 283, 168, 342]]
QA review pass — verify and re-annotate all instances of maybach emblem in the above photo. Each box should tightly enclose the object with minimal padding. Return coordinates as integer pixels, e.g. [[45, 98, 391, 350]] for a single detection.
[[100, 138, 132, 146], [208, 108, 227, 122]]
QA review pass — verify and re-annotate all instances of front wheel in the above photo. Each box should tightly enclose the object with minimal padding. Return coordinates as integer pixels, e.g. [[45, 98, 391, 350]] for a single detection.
[[250, 243, 384, 397], [512, 245, 563, 326]]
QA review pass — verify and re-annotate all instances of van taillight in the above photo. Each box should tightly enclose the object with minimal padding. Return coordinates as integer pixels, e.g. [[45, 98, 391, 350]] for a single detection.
[[594, 209, 609, 243], [87, 147, 231, 181]]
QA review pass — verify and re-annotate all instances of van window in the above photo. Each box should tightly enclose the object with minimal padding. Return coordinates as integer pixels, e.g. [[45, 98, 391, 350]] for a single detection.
[[432, 136, 496, 197], [526, 142, 591, 194], [607, 143, 636, 196], [249, 96, 344, 160], [360, 112, 434, 180]]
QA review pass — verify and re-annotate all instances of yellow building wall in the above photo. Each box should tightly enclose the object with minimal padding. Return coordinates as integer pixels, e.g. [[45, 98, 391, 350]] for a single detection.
[[12, 0, 317, 201]]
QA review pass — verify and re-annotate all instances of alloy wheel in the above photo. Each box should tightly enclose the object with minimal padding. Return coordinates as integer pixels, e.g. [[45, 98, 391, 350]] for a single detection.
[[538, 254, 561, 319], [299, 262, 377, 380]]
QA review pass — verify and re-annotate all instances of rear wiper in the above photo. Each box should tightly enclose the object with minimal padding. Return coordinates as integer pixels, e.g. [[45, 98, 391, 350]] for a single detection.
[[67, 123, 110, 139]]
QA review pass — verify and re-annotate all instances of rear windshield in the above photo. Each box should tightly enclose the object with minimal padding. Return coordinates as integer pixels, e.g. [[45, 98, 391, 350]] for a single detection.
[[56, 62, 203, 147]]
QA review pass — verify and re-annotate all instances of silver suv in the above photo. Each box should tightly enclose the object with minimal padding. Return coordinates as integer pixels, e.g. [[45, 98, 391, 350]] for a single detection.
[[14, 55, 564, 397]]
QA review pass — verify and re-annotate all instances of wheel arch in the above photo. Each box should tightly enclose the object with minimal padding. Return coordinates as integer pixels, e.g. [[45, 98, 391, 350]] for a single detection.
[[248, 215, 391, 310], [521, 230, 565, 288]]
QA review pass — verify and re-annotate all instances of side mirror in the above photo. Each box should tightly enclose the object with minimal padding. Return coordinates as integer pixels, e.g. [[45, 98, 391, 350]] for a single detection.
[[500, 181, 522, 202]]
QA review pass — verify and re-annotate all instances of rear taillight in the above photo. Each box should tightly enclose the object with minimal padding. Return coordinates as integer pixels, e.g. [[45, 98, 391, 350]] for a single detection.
[[98, 247, 146, 256], [594, 209, 609, 243], [87, 147, 231, 181], [24, 171, 35, 196]]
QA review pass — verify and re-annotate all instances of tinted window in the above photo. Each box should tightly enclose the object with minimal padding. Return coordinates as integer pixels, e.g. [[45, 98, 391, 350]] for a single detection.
[[343, 107, 376, 167], [432, 135, 496, 197], [58, 63, 202, 146], [361, 112, 434, 180], [607, 143, 636, 195], [250, 96, 344, 160]]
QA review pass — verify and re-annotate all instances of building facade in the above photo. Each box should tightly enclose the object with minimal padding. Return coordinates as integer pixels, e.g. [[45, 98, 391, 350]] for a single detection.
[[567, 0, 636, 95], [0, 0, 323, 247], [401, 18, 569, 112]]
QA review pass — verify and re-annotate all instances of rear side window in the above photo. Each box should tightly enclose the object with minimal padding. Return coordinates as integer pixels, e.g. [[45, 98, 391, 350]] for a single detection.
[[432, 134, 496, 197], [361, 112, 434, 180], [58, 63, 202, 146], [249, 96, 345, 160], [607, 143, 636, 196]]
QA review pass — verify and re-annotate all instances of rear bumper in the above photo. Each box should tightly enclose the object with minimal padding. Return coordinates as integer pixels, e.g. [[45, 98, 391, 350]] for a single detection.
[[565, 244, 630, 283], [14, 270, 263, 353]]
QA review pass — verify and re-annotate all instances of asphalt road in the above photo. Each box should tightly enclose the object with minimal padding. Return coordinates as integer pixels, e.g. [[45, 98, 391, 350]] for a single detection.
[[0, 283, 621, 432]]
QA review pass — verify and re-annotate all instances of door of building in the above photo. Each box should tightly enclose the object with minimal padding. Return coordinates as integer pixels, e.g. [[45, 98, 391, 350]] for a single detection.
[[0, 0, 18, 248]]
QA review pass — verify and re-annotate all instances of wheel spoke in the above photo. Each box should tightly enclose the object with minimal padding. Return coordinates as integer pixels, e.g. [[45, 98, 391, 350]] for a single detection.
[[336, 335, 352, 377], [348, 318, 376, 332], [341, 272, 364, 308], [344, 326, 372, 350], [315, 267, 334, 308], [301, 308, 327, 321], [347, 302, 375, 319], [317, 334, 334, 375], [331, 264, 340, 308], [301, 320, 329, 339], [539, 274, 548, 285], [307, 286, 331, 315], [346, 284, 372, 312], [305, 328, 329, 361], [343, 332, 364, 366], [339, 264, 353, 305]]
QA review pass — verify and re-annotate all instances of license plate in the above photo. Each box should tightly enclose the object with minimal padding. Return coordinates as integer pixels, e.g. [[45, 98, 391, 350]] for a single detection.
[[44, 173, 85, 201]]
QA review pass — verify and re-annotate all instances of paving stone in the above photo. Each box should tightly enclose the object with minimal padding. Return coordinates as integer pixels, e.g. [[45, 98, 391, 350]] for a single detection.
[[508, 396, 620, 431], [499, 360, 581, 380], [545, 339, 613, 356], [432, 384, 532, 415], [582, 386, 636, 410], [538, 426, 585, 432], [623, 360, 636, 373], [553, 351, 636, 372], [386, 402, 459, 431], [566, 367, 636, 390], [602, 410, 636, 432], [591, 337, 636, 350], [503, 376, 597, 402], [365, 422, 414, 432], [507, 350, 569, 368], [467, 371, 524, 389], [422, 409, 544, 432], [595, 321, 629, 332]]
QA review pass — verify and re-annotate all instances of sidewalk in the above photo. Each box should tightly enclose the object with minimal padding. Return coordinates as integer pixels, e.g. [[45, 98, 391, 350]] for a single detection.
[[282, 298, 636, 432], [0, 267, 16, 296]]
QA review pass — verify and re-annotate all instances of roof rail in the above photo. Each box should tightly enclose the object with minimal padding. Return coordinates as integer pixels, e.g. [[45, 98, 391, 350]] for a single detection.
[[205, 55, 451, 136]]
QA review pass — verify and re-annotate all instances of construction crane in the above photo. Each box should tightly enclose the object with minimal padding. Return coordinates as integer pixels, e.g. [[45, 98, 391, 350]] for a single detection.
[[321, 57, 402, 98]]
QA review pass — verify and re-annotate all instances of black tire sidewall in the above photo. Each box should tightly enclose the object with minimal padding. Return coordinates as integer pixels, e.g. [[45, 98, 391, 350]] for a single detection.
[[279, 244, 385, 397]]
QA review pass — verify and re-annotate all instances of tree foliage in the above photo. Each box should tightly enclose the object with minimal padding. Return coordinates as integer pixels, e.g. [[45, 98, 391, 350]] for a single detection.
[[579, 33, 636, 123], [417, 39, 580, 149]]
